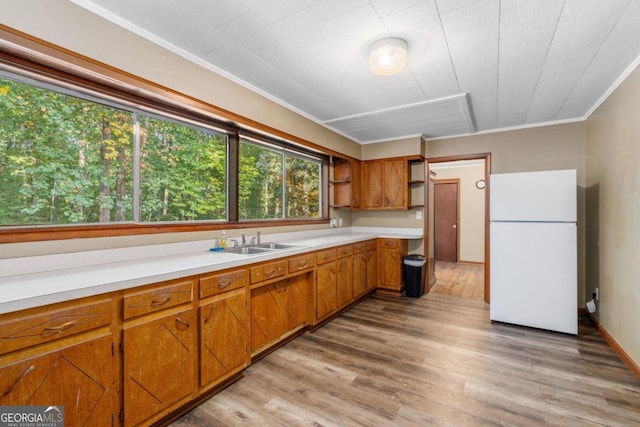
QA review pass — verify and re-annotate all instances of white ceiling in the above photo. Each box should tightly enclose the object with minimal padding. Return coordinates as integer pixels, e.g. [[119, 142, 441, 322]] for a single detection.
[[72, 0, 640, 144]]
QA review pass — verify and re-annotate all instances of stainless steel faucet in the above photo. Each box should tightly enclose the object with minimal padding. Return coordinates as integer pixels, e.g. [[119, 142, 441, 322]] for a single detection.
[[249, 231, 261, 246]]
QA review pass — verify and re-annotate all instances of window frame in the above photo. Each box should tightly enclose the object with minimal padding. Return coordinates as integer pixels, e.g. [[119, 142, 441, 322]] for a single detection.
[[238, 137, 323, 221], [0, 26, 333, 243]]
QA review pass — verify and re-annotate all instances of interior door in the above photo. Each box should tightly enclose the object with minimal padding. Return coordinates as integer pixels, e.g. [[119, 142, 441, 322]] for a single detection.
[[434, 181, 458, 262]]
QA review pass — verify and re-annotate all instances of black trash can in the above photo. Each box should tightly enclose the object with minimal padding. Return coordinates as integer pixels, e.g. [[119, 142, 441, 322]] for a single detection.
[[404, 255, 426, 298]]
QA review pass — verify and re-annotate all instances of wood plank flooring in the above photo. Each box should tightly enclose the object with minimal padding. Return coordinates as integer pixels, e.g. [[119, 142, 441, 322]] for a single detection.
[[171, 293, 640, 426], [431, 261, 484, 300]]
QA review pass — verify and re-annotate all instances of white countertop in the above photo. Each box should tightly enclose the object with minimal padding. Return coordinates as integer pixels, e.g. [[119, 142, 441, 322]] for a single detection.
[[0, 227, 422, 314]]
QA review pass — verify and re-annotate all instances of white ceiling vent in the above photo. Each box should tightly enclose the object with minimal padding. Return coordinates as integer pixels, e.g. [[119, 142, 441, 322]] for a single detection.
[[322, 93, 475, 144]]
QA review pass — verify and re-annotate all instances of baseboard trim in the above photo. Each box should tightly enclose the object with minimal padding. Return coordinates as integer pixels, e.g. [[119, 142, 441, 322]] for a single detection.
[[457, 260, 485, 265], [586, 311, 640, 381]]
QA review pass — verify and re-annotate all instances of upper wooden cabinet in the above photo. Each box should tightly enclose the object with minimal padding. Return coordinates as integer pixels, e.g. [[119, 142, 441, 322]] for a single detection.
[[382, 158, 408, 209], [361, 158, 411, 210], [332, 156, 424, 210], [362, 160, 383, 208], [330, 157, 361, 209]]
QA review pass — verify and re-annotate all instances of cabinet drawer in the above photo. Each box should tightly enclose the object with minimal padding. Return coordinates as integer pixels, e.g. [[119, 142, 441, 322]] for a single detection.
[[316, 248, 337, 265], [250, 261, 287, 284], [366, 240, 377, 251], [378, 238, 398, 250], [288, 254, 315, 273], [123, 280, 193, 320], [353, 242, 366, 254], [200, 269, 247, 299], [336, 244, 353, 258], [0, 299, 112, 356]]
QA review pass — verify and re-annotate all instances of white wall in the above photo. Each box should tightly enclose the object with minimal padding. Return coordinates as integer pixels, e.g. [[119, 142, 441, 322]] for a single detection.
[[586, 63, 640, 369]]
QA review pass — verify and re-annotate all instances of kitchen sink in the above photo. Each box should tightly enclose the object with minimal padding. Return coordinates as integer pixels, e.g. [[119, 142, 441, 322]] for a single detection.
[[224, 246, 274, 255], [222, 242, 301, 255], [253, 242, 300, 250]]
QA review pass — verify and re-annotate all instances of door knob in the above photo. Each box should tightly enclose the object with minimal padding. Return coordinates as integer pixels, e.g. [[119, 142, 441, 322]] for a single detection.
[[453, 224, 457, 228]]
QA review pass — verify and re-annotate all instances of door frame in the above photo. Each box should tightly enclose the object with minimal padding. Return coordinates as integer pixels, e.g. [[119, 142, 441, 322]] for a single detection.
[[426, 153, 491, 303], [433, 178, 460, 263]]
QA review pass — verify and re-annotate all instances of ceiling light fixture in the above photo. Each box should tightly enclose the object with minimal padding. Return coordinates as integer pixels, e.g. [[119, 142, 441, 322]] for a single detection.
[[368, 37, 408, 76]]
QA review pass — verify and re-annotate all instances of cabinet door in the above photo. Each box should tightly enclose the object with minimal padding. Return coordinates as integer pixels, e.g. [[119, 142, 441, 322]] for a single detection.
[[286, 273, 313, 327], [316, 261, 337, 320], [336, 256, 354, 308], [353, 252, 367, 298], [379, 249, 401, 290], [200, 289, 249, 388], [0, 334, 117, 427], [366, 249, 378, 290], [251, 280, 295, 353], [362, 160, 383, 208], [351, 159, 362, 208], [383, 159, 407, 208], [123, 309, 196, 426]]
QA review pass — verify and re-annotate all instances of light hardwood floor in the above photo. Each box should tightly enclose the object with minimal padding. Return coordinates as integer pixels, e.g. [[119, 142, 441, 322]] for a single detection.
[[171, 293, 640, 426], [431, 261, 485, 300]]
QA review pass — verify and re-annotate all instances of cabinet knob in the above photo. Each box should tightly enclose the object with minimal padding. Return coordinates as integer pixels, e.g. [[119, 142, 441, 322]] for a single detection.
[[218, 278, 232, 289], [41, 320, 78, 335], [150, 295, 171, 306], [175, 316, 190, 330]]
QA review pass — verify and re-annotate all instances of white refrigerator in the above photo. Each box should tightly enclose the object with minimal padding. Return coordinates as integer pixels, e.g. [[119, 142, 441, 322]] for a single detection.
[[490, 169, 577, 335]]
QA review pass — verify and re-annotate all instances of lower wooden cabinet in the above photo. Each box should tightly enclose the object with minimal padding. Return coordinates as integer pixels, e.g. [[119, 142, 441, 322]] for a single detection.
[[336, 246, 354, 308], [286, 273, 314, 327], [251, 273, 312, 354], [1, 239, 391, 427], [123, 308, 197, 426], [366, 240, 378, 291], [0, 334, 117, 427], [353, 250, 367, 298], [377, 238, 408, 292], [316, 249, 337, 321], [200, 288, 249, 388], [251, 279, 293, 353]]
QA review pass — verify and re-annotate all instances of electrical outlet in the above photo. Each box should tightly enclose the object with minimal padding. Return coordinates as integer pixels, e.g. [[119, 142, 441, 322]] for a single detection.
[[595, 287, 599, 300], [416, 210, 422, 220]]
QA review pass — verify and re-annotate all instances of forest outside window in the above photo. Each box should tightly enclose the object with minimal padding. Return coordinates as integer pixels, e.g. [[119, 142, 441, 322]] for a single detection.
[[239, 139, 321, 221], [0, 76, 135, 225], [0, 68, 325, 233], [139, 115, 227, 222], [0, 74, 228, 226]]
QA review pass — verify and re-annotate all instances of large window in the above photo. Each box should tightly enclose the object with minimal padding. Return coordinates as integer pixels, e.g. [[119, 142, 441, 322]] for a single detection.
[[0, 68, 326, 234], [140, 115, 227, 222], [239, 139, 321, 220], [0, 77, 135, 225]]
